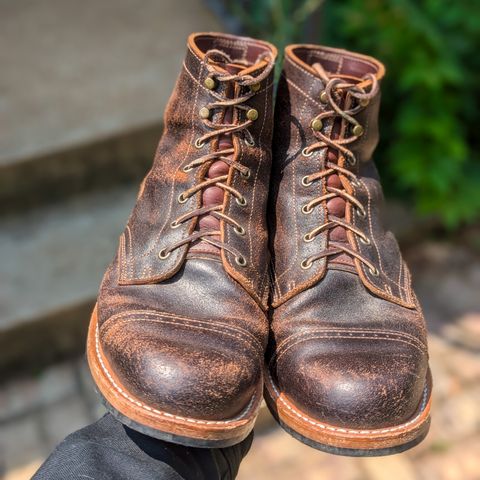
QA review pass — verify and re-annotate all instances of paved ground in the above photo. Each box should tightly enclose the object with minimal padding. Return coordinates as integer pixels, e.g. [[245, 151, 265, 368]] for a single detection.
[[0, 239, 479, 480]]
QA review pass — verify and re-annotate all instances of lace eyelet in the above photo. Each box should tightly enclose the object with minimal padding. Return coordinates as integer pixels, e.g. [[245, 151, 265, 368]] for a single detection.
[[236, 196, 247, 207], [351, 179, 361, 188], [300, 258, 313, 270], [194, 138, 205, 149], [359, 236, 371, 245], [356, 207, 367, 218], [352, 124, 364, 137], [302, 147, 314, 158], [177, 193, 189, 204], [234, 225, 246, 236], [182, 165, 193, 172], [158, 248, 171, 260], [303, 233, 315, 243], [319, 90, 329, 104], [369, 266, 379, 276], [170, 220, 181, 229], [241, 169, 251, 179], [235, 255, 247, 267], [244, 138, 255, 147], [302, 204, 313, 215], [204, 76, 216, 90], [301, 176, 313, 187]]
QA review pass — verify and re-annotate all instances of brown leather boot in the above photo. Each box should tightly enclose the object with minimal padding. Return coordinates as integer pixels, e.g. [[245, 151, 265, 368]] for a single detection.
[[87, 32, 277, 447], [265, 45, 431, 456]]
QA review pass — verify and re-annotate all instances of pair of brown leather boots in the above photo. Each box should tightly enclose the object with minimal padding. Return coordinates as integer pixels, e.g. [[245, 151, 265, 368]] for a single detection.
[[87, 32, 431, 457]]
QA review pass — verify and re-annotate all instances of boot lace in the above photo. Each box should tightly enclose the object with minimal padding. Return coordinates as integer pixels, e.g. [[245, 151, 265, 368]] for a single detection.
[[159, 50, 274, 266], [300, 66, 380, 274]]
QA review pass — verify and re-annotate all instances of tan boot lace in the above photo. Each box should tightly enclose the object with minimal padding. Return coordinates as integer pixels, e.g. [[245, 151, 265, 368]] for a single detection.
[[300, 66, 380, 274], [159, 50, 274, 266]]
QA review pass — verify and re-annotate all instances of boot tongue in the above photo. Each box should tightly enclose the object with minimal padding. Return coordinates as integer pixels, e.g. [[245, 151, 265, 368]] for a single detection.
[[312, 63, 355, 268], [190, 62, 244, 256]]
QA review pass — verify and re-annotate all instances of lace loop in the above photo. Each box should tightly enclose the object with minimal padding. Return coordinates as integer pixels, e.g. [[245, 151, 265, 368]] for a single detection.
[[159, 51, 274, 261], [300, 69, 378, 272]]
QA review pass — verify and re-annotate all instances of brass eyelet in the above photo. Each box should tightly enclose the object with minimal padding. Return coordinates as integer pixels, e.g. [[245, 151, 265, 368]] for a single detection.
[[177, 193, 189, 204], [359, 236, 371, 245], [234, 225, 246, 236], [244, 138, 255, 147], [356, 207, 367, 218], [302, 147, 313, 158], [359, 97, 370, 107], [170, 220, 181, 229], [301, 176, 313, 187], [199, 107, 211, 119], [300, 258, 313, 270], [194, 138, 205, 149], [158, 248, 171, 260], [369, 266, 379, 276], [352, 124, 364, 136], [310, 118, 323, 131], [241, 169, 251, 179], [236, 196, 247, 207], [249, 82, 261, 93], [182, 165, 193, 172], [235, 255, 247, 267], [303, 233, 315, 243], [246, 108, 259, 121], [319, 90, 328, 103], [204, 76, 216, 90], [302, 204, 313, 214]]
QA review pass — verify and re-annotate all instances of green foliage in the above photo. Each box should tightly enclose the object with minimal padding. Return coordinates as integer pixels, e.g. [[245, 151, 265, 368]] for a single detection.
[[224, 0, 480, 228]]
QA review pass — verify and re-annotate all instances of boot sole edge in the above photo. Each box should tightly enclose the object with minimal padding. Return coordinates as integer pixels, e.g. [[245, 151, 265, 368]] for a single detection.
[[87, 305, 260, 448], [263, 365, 432, 457]]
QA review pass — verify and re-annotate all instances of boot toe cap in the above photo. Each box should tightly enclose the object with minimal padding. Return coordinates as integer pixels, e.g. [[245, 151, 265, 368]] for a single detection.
[[100, 314, 261, 421], [274, 336, 428, 429]]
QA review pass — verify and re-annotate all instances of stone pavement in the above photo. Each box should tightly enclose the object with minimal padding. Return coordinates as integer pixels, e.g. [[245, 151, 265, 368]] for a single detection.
[[1, 239, 479, 480]]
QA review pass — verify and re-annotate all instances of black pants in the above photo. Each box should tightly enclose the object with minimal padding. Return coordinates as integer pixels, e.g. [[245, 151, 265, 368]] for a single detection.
[[33, 414, 252, 480]]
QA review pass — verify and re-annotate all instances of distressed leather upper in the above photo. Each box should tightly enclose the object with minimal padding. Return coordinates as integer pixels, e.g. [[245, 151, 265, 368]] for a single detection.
[[95, 33, 277, 421], [268, 45, 429, 429]]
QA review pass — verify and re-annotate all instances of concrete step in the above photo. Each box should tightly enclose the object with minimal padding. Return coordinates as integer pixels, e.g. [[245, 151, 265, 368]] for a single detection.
[[0, 185, 138, 377], [0, 0, 220, 212], [0, 189, 429, 379]]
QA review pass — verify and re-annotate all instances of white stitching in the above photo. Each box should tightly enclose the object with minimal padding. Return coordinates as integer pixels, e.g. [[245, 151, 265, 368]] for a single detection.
[[95, 323, 257, 425], [267, 369, 429, 435]]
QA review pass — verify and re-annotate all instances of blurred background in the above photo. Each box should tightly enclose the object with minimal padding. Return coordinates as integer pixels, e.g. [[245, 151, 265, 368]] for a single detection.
[[0, 1, 479, 479]]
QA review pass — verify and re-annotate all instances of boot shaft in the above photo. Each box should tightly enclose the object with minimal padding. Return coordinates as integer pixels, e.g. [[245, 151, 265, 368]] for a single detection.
[[271, 45, 416, 309], [118, 33, 277, 308]]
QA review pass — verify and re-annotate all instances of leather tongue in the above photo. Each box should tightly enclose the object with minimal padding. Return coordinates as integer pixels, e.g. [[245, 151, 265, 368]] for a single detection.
[[312, 63, 355, 268], [189, 62, 244, 256]]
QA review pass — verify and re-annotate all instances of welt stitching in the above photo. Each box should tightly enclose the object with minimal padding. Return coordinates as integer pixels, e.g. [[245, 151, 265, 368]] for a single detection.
[[268, 370, 429, 435], [95, 325, 257, 425]]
